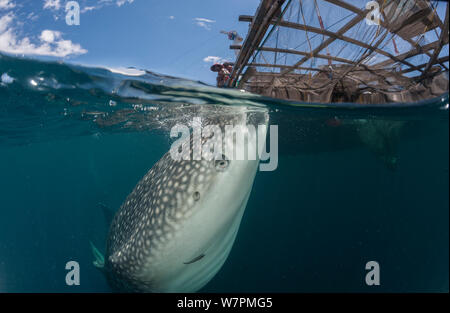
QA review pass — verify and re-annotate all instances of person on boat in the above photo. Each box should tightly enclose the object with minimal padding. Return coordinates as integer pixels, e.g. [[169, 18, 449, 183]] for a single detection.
[[210, 63, 223, 73], [210, 63, 231, 88], [223, 62, 233, 73]]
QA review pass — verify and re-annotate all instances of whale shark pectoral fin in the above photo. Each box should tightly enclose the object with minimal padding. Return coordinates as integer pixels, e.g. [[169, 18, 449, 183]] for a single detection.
[[183, 253, 205, 265], [90, 241, 105, 270], [98, 202, 115, 227]]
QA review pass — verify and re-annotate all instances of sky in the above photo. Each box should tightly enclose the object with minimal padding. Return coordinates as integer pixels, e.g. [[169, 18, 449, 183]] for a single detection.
[[0, 0, 261, 84], [0, 0, 448, 85]]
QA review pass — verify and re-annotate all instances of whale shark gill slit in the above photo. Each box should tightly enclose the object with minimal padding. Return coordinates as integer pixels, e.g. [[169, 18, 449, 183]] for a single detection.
[[183, 254, 206, 265]]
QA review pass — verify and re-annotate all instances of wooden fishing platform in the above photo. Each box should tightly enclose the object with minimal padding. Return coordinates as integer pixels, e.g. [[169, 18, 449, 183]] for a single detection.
[[227, 0, 449, 103]]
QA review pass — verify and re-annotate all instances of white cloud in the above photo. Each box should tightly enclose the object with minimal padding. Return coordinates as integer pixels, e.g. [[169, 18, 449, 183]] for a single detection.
[[203, 56, 227, 64], [40, 29, 60, 43], [0, 13, 13, 33], [43, 0, 61, 10], [0, 0, 15, 10], [43, 0, 134, 17], [81, 6, 97, 13], [169, 16, 175, 20], [195, 18, 215, 23], [116, 0, 134, 7], [0, 13, 87, 57], [27, 12, 39, 22], [194, 17, 216, 30]]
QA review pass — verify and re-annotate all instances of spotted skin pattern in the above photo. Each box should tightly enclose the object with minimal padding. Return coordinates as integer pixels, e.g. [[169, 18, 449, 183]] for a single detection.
[[105, 156, 218, 291], [101, 108, 268, 292]]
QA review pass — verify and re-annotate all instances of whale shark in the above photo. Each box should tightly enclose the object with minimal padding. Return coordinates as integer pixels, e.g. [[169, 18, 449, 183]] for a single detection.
[[92, 106, 268, 292]]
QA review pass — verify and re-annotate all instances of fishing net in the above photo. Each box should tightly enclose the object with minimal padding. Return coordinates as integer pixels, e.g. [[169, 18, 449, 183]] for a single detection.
[[236, 0, 449, 103]]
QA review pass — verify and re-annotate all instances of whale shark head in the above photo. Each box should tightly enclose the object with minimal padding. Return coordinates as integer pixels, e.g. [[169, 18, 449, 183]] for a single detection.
[[101, 106, 269, 292]]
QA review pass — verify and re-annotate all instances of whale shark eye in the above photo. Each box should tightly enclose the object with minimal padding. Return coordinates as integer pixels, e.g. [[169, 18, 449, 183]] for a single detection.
[[215, 156, 229, 171], [193, 191, 200, 201]]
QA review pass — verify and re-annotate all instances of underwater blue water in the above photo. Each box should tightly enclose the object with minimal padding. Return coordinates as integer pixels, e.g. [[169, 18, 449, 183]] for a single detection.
[[0, 54, 448, 292]]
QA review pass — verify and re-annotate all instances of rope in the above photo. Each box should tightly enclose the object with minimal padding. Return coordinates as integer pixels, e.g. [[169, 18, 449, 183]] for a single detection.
[[313, 0, 332, 66]]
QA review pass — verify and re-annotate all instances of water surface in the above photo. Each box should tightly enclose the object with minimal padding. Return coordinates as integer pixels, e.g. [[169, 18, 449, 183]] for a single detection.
[[0, 54, 448, 292]]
